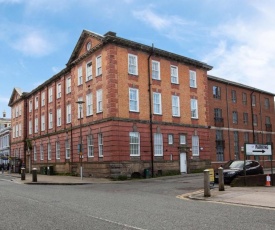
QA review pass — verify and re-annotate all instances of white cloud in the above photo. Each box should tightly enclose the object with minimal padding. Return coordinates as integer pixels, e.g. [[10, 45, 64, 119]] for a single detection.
[[133, 8, 192, 31], [12, 31, 53, 57], [206, 2, 275, 93], [132, 7, 201, 52], [133, 8, 171, 30]]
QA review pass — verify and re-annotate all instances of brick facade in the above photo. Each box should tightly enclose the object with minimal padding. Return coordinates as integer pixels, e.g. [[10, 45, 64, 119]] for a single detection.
[[208, 75, 275, 169], [9, 30, 274, 178]]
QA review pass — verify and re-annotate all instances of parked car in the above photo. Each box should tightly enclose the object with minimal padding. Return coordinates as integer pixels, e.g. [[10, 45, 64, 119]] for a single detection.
[[215, 160, 264, 184]]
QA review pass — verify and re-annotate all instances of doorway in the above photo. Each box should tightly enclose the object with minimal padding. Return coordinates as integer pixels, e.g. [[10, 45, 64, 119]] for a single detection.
[[180, 152, 187, 174]]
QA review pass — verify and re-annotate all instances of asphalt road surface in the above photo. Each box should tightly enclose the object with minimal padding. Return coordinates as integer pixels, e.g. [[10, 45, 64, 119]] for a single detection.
[[1, 174, 274, 230]]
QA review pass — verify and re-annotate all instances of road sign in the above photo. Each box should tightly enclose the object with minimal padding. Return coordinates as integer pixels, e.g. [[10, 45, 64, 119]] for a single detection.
[[245, 144, 272, 156]]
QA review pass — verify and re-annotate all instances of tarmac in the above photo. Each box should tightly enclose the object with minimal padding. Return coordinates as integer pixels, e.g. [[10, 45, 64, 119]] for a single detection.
[[2, 171, 275, 209]]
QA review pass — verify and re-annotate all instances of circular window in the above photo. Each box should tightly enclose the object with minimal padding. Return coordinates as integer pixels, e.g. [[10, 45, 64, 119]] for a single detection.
[[86, 42, 91, 51]]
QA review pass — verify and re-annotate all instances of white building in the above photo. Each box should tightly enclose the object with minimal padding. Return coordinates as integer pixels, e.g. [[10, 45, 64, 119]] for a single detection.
[[0, 127, 11, 164], [0, 111, 11, 164]]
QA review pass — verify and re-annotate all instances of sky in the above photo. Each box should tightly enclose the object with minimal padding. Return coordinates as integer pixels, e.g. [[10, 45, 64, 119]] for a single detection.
[[1, 0, 275, 118]]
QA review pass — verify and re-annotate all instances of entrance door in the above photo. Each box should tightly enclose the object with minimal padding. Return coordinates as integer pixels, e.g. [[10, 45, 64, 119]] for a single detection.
[[180, 153, 187, 173]]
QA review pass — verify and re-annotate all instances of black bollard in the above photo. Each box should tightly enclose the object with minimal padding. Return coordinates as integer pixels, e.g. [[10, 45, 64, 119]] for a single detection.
[[32, 168, 37, 182], [21, 168, 26, 180]]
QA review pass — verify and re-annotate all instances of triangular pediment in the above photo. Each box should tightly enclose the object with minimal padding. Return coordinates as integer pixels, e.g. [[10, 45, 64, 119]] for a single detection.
[[66, 30, 104, 66], [8, 87, 23, 106]]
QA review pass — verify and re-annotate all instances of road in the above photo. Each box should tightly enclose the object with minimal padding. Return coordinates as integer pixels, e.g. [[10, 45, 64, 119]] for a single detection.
[[0, 174, 274, 230]]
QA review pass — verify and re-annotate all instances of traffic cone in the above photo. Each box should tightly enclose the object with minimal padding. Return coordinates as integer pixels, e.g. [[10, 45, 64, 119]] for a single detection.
[[265, 174, 271, 187]]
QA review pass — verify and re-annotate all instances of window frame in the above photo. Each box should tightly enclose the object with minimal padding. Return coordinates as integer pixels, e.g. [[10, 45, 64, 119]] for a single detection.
[[190, 99, 198, 119], [66, 77, 71, 94], [179, 134, 186, 145], [40, 144, 44, 161], [48, 87, 53, 103], [242, 92, 247, 105], [129, 132, 140, 156], [57, 108, 61, 127], [192, 135, 200, 156], [35, 96, 39, 109], [35, 117, 38, 133], [153, 92, 162, 115], [96, 89, 103, 113], [29, 120, 32, 135], [33, 145, 37, 161], [172, 95, 180, 117], [98, 133, 103, 157], [168, 134, 174, 145], [189, 70, 197, 88], [232, 90, 237, 103], [86, 61, 92, 81], [41, 92, 45, 106], [41, 115, 45, 131], [29, 100, 32, 112], [252, 95, 256, 106], [128, 54, 138, 75], [264, 98, 270, 109], [96, 55, 102, 76], [77, 97, 84, 119], [154, 133, 163, 156], [213, 86, 221, 99], [129, 88, 139, 112], [243, 112, 248, 125], [47, 142, 51, 160], [78, 66, 83, 85], [65, 139, 70, 159], [86, 93, 93, 116], [66, 104, 71, 124], [170, 65, 178, 84], [87, 135, 94, 157], [265, 116, 271, 124], [152, 60, 160, 80], [48, 112, 53, 129], [232, 111, 238, 124], [56, 141, 60, 159], [253, 114, 258, 126], [57, 83, 61, 99]]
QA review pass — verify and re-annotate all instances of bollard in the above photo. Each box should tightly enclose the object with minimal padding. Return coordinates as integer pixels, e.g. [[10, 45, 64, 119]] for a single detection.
[[32, 168, 37, 182], [204, 169, 211, 197], [21, 168, 26, 180], [218, 167, 225, 191]]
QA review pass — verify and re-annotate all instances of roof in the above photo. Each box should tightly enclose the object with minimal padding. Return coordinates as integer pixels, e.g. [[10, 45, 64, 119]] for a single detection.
[[8, 87, 24, 106], [66, 30, 213, 70], [208, 75, 275, 96], [15, 30, 213, 100]]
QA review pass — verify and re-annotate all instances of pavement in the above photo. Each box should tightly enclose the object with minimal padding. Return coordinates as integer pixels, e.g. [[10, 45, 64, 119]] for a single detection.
[[180, 185, 275, 209], [3, 172, 112, 185], [2, 171, 275, 209]]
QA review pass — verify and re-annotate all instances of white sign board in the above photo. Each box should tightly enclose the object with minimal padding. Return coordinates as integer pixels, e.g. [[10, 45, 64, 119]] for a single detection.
[[245, 144, 272, 156]]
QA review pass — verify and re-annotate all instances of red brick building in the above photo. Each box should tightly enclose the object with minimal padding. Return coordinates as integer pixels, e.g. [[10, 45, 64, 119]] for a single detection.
[[208, 75, 275, 169], [9, 30, 213, 177]]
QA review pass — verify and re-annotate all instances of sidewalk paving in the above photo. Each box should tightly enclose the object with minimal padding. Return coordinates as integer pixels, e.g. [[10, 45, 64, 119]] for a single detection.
[[187, 185, 275, 209], [7, 172, 112, 185]]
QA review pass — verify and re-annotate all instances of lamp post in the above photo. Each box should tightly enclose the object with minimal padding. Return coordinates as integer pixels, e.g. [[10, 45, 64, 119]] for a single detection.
[[27, 148, 31, 174], [76, 100, 85, 180]]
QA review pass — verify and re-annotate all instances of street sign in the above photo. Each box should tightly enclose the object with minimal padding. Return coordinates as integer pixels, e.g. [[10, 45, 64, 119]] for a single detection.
[[245, 144, 272, 156]]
